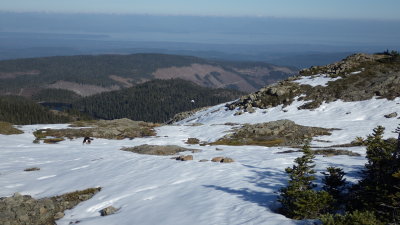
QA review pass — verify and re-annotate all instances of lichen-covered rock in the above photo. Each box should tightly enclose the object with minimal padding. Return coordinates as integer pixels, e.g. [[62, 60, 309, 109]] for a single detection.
[[100, 206, 119, 216], [211, 157, 224, 162], [165, 107, 210, 124], [0, 188, 101, 225], [221, 158, 234, 163], [176, 155, 194, 161], [211, 157, 234, 163], [121, 145, 199, 156], [211, 119, 333, 147], [384, 112, 398, 118]]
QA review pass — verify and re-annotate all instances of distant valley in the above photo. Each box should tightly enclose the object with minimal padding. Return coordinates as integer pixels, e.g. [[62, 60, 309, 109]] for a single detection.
[[0, 53, 297, 97]]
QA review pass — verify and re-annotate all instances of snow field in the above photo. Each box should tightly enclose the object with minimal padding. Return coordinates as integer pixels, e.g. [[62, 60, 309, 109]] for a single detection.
[[0, 96, 399, 224]]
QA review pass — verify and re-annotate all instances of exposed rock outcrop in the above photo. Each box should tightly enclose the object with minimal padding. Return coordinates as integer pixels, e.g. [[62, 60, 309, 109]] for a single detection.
[[226, 53, 400, 111], [121, 144, 199, 156], [211, 119, 333, 147], [0, 188, 101, 225], [165, 107, 209, 124]]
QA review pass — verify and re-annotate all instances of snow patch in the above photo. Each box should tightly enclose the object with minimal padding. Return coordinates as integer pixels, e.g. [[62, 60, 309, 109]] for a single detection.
[[293, 74, 342, 87]]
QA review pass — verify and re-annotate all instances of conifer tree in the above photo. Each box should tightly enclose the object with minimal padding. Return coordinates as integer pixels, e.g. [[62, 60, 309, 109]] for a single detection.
[[278, 140, 333, 219], [322, 167, 346, 199], [350, 125, 400, 223]]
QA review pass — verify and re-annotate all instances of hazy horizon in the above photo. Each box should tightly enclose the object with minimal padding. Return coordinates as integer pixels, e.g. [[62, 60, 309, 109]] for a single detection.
[[0, 6, 399, 67]]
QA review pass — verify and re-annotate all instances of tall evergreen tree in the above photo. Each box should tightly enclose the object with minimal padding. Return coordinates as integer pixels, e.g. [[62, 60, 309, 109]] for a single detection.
[[349, 125, 400, 223], [322, 167, 346, 210], [278, 140, 332, 219]]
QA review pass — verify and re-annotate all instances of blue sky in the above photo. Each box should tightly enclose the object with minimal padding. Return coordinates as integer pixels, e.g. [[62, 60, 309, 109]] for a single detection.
[[1, 0, 400, 20]]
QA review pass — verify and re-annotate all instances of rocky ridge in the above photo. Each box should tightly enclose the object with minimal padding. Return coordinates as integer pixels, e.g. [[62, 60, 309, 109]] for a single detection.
[[226, 53, 400, 112]]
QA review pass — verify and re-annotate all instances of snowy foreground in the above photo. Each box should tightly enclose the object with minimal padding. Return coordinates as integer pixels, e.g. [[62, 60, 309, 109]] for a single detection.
[[1, 97, 399, 225]]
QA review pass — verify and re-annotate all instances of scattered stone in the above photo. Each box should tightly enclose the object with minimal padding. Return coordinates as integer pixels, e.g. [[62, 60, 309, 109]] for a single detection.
[[221, 158, 234, 163], [245, 106, 255, 113], [24, 167, 40, 171], [199, 159, 209, 162], [99, 206, 119, 216], [211, 157, 234, 163], [384, 112, 398, 118], [234, 111, 244, 116], [186, 138, 200, 144], [215, 148, 223, 151], [211, 157, 224, 162], [121, 145, 199, 156], [175, 155, 193, 161]]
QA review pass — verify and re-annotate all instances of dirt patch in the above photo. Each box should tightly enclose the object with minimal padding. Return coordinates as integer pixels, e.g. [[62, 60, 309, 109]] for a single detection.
[[211, 119, 334, 147], [121, 144, 200, 156], [0, 121, 23, 135]]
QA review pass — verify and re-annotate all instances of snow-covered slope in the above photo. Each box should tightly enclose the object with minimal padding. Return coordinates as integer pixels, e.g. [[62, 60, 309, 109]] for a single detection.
[[1, 73, 399, 224]]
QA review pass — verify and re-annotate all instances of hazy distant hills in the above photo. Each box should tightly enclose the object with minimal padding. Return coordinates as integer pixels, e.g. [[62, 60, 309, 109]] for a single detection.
[[0, 53, 297, 97]]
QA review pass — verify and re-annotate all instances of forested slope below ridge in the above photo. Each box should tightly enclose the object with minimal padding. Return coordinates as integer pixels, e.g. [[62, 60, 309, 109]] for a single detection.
[[72, 79, 244, 123], [0, 53, 297, 98]]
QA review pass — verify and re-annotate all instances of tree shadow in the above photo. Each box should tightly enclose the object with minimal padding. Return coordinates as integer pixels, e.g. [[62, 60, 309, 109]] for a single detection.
[[203, 164, 288, 211]]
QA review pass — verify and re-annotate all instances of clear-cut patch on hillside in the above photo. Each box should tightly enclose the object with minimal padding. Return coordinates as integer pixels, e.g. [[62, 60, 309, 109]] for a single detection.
[[211, 119, 334, 147]]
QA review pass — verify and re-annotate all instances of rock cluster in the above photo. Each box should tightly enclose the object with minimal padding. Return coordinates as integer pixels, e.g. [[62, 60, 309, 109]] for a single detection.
[[300, 53, 381, 76], [0, 188, 101, 225], [226, 80, 302, 112], [211, 157, 234, 163], [165, 107, 209, 124], [212, 119, 333, 147], [121, 144, 199, 156], [227, 53, 400, 112]]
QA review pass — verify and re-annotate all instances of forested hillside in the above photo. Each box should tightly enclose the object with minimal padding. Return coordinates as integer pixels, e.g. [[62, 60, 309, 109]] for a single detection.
[[0, 96, 71, 124], [72, 79, 243, 123], [0, 53, 296, 96]]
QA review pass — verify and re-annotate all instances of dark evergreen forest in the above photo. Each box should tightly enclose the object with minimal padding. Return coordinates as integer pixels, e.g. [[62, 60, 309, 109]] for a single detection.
[[72, 79, 243, 123], [0, 96, 71, 125]]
